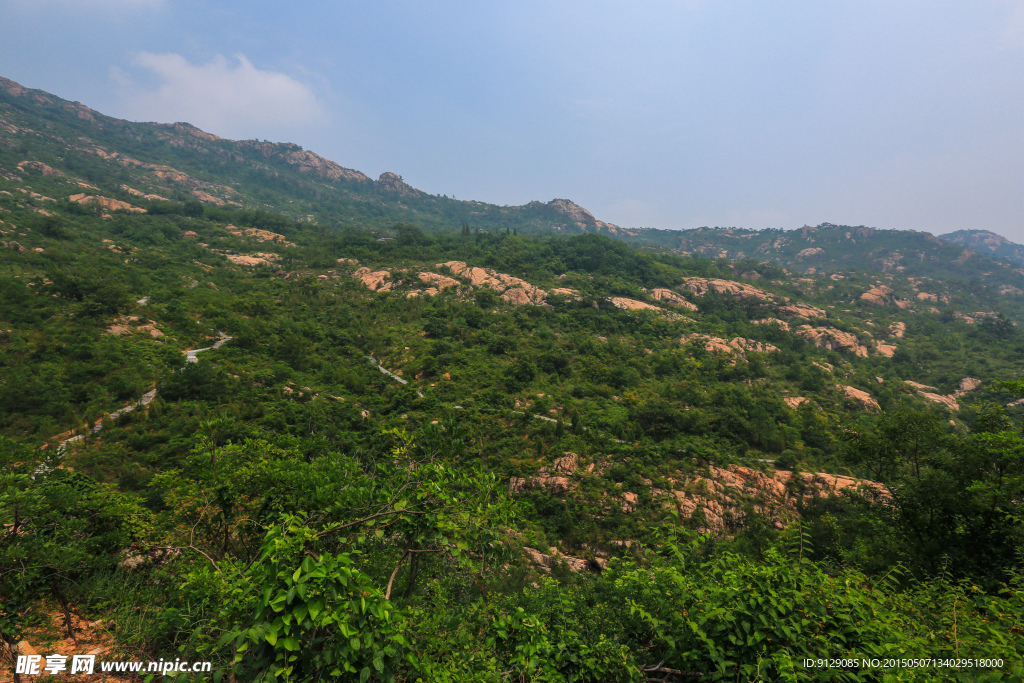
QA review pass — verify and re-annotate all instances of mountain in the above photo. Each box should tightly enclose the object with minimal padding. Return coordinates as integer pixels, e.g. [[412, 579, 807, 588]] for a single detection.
[[0, 75, 637, 239], [3, 75, 1024, 677], [939, 229, 1024, 268]]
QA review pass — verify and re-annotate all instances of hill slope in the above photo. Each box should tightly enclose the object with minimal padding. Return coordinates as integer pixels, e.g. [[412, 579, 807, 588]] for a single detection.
[[2, 75, 1023, 678]]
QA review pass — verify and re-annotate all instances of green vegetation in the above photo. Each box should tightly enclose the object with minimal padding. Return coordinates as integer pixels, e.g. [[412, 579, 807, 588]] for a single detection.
[[1, 76, 1024, 680]]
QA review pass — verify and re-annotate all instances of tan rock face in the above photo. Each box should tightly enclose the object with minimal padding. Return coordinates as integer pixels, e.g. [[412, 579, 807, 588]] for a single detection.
[[955, 377, 982, 396], [904, 381, 936, 391], [890, 322, 906, 338], [647, 288, 698, 310], [680, 334, 777, 355], [681, 277, 771, 300], [418, 272, 460, 290], [785, 397, 809, 408], [120, 184, 168, 201], [796, 247, 824, 258], [353, 267, 394, 291], [190, 189, 227, 205], [921, 393, 960, 411], [543, 198, 622, 231], [836, 385, 880, 410], [859, 285, 895, 306], [17, 160, 62, 176], [376, 172, 422, 197], [226, 225, 296, 246], [876, 343, 898, 357], [776, 303, 827, 319], [513, 460, 885, 537], [226, 253, 278, 267], [69, 193, 145, 213], [608, 297, 662, 312], [797, 325, 869, 357]]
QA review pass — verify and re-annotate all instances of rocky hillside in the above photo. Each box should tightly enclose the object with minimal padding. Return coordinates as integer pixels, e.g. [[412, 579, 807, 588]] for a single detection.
[[940, 229, 1024, 268], [0, 75, 632, 239]]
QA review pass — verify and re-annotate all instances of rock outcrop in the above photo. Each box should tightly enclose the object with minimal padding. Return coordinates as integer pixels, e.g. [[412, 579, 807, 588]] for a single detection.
[[647, 288, 698, 311], [226, 225, 296, 246], [860, 285, 896, 306], [954, 377, 982, 396], [902, 381, 962, 411], [608, 297, 663, 312], [376, 172, 422, 197], [836, 385, 879, 410], [17, 160, 62, 176], [876, 343, 898, 357], [510, 454, 885, 536], [353, 267, 394, 292], [797, 325, 869, 357], [69, 193, 145, 213], [681, 278, 771, 300], [225, 252, 278, 266], [776, 303, 827, 319], [546, 198, 621, 231], [681, 334, 777, 355]]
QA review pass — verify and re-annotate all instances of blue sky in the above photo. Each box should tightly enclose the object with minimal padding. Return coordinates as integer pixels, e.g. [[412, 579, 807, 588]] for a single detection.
[[2, 0, 1022, 238]]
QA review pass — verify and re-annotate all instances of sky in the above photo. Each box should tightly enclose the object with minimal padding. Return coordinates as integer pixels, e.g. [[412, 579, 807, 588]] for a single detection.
[[2, 0, 1022, 238]]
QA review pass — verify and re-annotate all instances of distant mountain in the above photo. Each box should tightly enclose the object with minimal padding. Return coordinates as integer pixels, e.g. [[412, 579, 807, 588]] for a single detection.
[[3, 73, 1024, 304], [0, 75, 634, 239], [939, 229, 1024, 268]]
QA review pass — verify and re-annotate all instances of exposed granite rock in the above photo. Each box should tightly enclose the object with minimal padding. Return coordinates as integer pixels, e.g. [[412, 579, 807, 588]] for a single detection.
[[69, 193, 145, 213], [876, 343, 897, 357], [225, 252, 278, 266], [776, 303, 827, 319], [512, 458, 885, 537], [546, 198, 621, 231], [418, 272, 460, 291], [954, 377, 982, 396], [376, 172, 422, 197], [353, 267, 394, 292], [17, 160, 62, 176], [681, 334, 777, 354], [797, 325, 869, 357], [860, 285, 896, 306], [647, 287, 698, 310], [608, 297, 662, 312], [681, 277, 771, 300], [836, 385, 879, 410], [226, 225, 296, 246]]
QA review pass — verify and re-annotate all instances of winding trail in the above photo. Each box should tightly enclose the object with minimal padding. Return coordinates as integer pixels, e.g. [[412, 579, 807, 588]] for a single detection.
[[48, 335, 638, 468], [367, 356, 424, 398], [51, 332, 233, 462]]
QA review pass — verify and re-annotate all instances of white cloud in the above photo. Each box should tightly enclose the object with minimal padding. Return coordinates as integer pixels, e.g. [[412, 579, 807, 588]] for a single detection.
[[113, 53, 324, 139]]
